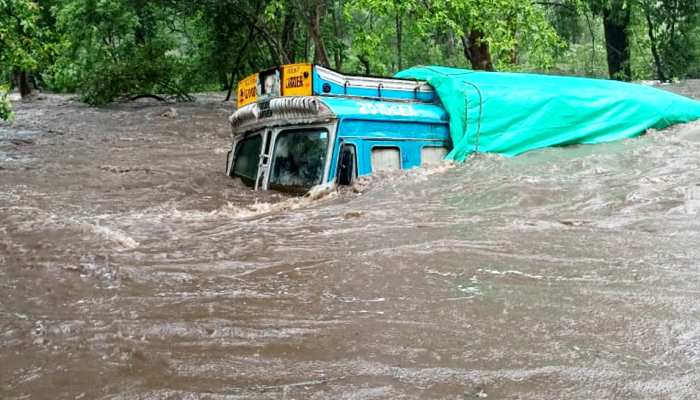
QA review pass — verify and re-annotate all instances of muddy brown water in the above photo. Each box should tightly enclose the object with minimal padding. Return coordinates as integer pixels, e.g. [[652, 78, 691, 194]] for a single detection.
[[2, 84, 700, 399]]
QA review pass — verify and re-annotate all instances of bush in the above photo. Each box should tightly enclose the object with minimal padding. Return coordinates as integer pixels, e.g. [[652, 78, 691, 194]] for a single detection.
[[0, 85, 12, 121], [56, 0, 195, 105]]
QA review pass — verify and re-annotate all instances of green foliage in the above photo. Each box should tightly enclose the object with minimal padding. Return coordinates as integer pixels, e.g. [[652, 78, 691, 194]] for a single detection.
[[554, 40, 608, 77], [0, 0, 46, 77], [54, 0, 196, 105], [2, 0, 700, 107], [628, 5, 655, 81], [411, 0, 564, 70], [0, 0, 39, 69], [344, 5, 392, 74], [688, 23, 700, 78], [645, 0, 699, 80], [0, 85, 12, 121]]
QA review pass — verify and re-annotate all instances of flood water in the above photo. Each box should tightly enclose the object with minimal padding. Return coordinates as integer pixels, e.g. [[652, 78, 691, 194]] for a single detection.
[[2, 84, 700, 399]]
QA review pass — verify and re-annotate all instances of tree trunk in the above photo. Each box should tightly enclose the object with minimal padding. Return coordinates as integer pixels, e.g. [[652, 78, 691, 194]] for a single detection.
[[30, 73, 41, 92], [134, 0, 153, 45], [462, 31, 494, 71], [603, 2, 631, 80], [281, 3, 297, 62], [18, 71, 31, 98], [233, 7, 288, 65], [225, 23, 256, 102], [643, 6, 666, 81], [359, 55, 370, 75], [584, 10, 597, 74], [331, 0, 344, 71], [309, 0, 331, 67], [220, 71, 230, 91], [508, 14, 518, 65], [396, 3, 403, 71]]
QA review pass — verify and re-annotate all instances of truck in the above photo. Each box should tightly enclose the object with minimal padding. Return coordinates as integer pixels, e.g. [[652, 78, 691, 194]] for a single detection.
[[226, 64, 700, 194], [225, 64, 450, 194]]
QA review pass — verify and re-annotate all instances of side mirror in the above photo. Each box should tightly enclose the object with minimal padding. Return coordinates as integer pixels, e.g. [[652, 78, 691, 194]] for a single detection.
[[337, 146, 355, 185]]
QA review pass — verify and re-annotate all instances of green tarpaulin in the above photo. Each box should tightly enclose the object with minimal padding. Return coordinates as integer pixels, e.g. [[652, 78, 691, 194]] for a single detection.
[[395, 66, 700, 161]]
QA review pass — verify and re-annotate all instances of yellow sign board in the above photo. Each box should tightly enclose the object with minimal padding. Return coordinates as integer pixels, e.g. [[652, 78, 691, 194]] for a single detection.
[[281, 63, 313, 97], [237, 73, 257, 108]]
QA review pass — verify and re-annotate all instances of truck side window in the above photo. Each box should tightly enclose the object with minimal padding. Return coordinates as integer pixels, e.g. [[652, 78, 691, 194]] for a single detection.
[[371, 147, 401, 172], [337, 144, 357, 185], [232, 134, 262, 185], [421, 146, 448, 166]]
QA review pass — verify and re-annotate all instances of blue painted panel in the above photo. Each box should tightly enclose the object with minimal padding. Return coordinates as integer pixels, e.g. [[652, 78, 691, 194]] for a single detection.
[[321, 97, 448, 125], [338, 120, 449, 141]]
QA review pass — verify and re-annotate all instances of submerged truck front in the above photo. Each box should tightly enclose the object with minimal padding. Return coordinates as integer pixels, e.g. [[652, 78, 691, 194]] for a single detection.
[[226, 64, 450, 194]]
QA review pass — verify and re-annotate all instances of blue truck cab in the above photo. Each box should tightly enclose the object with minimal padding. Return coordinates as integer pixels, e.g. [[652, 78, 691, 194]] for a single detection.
[[225, 64, 450, 193]]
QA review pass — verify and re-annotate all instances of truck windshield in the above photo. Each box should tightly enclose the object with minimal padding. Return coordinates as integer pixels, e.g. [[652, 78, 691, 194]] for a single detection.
[[232, 134, 262, 185], [269, 129, 328, 193]]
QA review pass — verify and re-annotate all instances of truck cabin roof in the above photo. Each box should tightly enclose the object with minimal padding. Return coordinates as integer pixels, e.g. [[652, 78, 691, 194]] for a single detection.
[[230, 64, 444, 135]]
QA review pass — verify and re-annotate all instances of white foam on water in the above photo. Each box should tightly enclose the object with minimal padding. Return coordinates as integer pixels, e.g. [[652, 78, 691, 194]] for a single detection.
[[214, 194, 335, 219], [83, 223, 139, 250], [478, 268, 545, 280]]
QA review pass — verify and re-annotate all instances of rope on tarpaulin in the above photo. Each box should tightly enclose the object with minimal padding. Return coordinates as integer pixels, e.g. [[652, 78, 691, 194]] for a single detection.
[[423, 66, 485, 156]]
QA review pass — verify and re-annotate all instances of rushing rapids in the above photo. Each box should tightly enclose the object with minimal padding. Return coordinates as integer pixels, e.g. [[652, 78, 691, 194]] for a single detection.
[[2, 84, 700, 399]]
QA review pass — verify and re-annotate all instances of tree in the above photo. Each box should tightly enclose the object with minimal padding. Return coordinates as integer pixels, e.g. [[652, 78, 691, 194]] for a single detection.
[[602, 0, 631, 80], [292, 0, 331, 66], [642, 0, 666, 81], [0, 0, 45, 98], [412, 0, 562, 71], [192, 0, 266, 101], [642, 0, 699, 81], [346, 0, 410, 71], [54, 0, 195, 105]]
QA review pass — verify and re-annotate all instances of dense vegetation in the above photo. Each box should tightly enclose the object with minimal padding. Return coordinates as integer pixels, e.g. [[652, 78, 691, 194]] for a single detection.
[[1, 0, 699, 118]]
